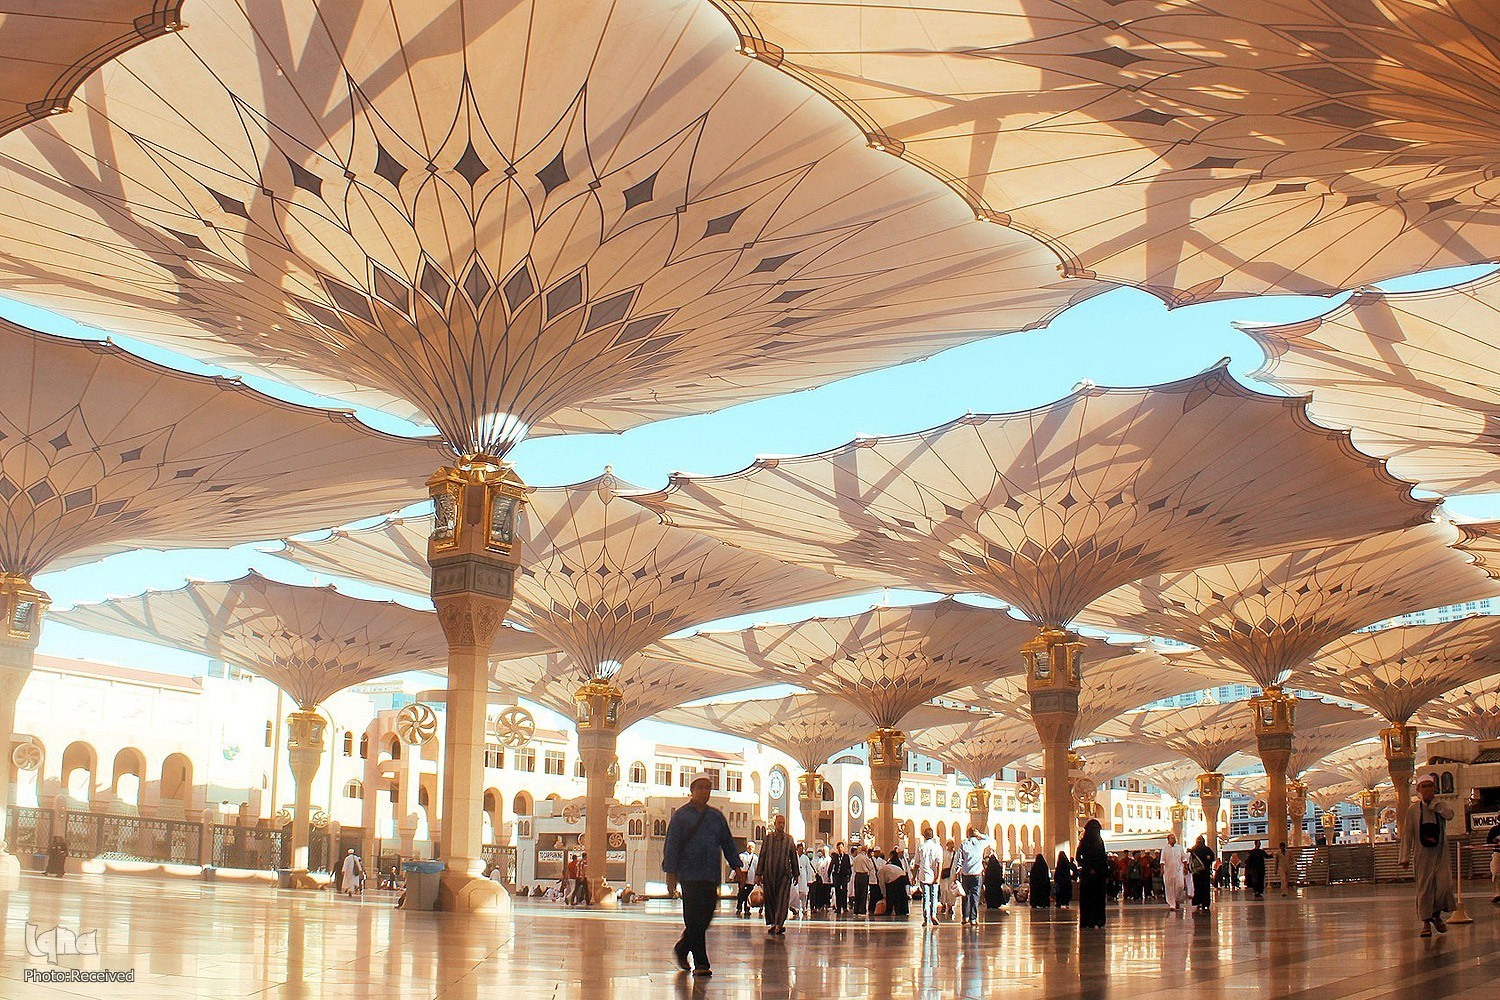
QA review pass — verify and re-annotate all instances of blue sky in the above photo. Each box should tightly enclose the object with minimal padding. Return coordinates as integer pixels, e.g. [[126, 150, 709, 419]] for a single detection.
[[18, 262, 1500, 702]]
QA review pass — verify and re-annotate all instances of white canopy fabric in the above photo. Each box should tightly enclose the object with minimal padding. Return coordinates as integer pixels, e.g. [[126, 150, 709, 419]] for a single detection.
[[1296, 616, 1500, 726], [1, 321, 440, 578], [906, 713, 1039, 787], [0, 0, 1090, 458], [633, 366, 1431, 627], [711, 0, 1500, 303], [54, 571, 551, 708], [1414, 674, 1500, 741], [657, 695, 972, 774], [1081, 522, 1500, 690], [654, 599, 1036, 730], [1245, 274, 1500, 494]]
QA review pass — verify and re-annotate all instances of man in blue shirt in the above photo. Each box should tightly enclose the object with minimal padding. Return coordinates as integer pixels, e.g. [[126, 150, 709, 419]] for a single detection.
[[663, 775, 743, 977]]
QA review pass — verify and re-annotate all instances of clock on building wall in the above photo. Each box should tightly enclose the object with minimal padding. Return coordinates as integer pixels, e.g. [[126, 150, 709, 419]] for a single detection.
[[768, 771, 786, 800]]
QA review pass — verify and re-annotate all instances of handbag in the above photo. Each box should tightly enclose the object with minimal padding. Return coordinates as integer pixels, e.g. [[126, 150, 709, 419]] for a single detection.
[[1418, 804, 1443, 848], [873, 899, 888, 915], [749, 886, 765, 907], [1188, 852, 1206, 875]]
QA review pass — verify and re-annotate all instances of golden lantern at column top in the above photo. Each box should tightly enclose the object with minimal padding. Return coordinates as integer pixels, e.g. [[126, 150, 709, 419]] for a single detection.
[[1197, 772, 1225, 799], [966, 787, 991, 812], [1381, 722, 1417, 760], [1067, 749, 1085, 774], [1357, 788, 1381, 810], [1169, 803, 1189, 823], [426, 455, 528, 557], [575, 677, 624, 732], [867, 727, 906, 768], [1022, 625, 1085, 691], [1251, 686, 1296, 736], [0, 573, 50, 644], [1320, 811, 1338, 831]]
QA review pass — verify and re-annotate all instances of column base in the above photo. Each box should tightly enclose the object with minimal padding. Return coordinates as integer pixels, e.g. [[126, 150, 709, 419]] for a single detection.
[[588, 879, 619, 909], [436, 871, 513, 914]]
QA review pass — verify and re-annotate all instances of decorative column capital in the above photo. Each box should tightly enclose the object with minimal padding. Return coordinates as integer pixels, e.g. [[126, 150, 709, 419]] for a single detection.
[[286, 709, 327, 783], [965, 787, 992, 813], [867, 728, 905, 771], [1022, 626, 1085, 695], [575, 678, 624, 733], [1380, 723, 1418, 763], [428, 459, 526, 650], [1196, 771, 1225, 800], [0, 573, 49, 650], [797, 771, 823, 802], [1356, 788, 1381, 810], [1169, 802, 1189, 824]]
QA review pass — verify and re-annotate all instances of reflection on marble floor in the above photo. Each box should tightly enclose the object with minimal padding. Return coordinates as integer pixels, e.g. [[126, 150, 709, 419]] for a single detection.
[[2, 873, 1498, 999]]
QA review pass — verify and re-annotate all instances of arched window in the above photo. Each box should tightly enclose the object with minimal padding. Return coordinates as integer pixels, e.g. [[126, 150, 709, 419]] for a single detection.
[[629, 762, 647, 784], [264, 721, 273, 748], [359, 734, 369, 759], [388, 736, 401, 761], [342, 732, 354, 757], [344, 780, 363, 799]]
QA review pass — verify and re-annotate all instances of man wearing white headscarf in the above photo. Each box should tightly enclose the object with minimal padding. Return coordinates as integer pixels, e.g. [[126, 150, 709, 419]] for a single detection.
[[1159, 833, 1188, 912], [1400, 773, 1456, 937]]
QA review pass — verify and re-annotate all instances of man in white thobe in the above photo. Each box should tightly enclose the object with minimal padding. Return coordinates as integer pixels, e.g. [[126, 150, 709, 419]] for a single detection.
[[1160, 833, 1188, 912], [340, 849, 364, 896]]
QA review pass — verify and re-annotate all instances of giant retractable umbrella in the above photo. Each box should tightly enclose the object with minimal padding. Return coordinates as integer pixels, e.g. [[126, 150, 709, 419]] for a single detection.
[[654, 599, 1039, 851], [1315, 741, 1399, 843], [1296, 617, 1500, 833], [707, 0, 1500, 304], [1082, 522, 1496, 850], [635, 366, 1428, 857], [1245, 274, 1500, 494], [658, 694, 972, 845], [1415, 676, 1500, 742], [906, 712, 1039, 836], [1136, 760, 1208, 842], [0, 321, 439, 847], [280, 470, 860, 904], [939, 644, 1233, 853], [55, 572, 550, 870], [0, 1, 1100, 906]]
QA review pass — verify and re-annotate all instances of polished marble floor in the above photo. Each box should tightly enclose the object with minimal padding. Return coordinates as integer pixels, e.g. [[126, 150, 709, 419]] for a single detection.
[[1, 873, 1497, 1000]]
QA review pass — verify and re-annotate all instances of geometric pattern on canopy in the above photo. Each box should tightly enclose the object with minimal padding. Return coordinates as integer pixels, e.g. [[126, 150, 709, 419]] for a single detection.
[[1136, 760, 1206, 804], [653, 599, 1037, 730], [1296, 616, 1500, 726], [1, 321, 441, 578], [1286, 713, 1388, 778], [711, 1, 1500, 305], [0, 1, 182, 137], [0, 1, 1090, 458], [1095, 698, 1264, 774], [906, 713, 1038, 786], [1079, 522, 1500, 690], [1069, 741, 1182, 787], [1245, 274, 1500, 494], [510, 472, 862, 674], [1313, 740, 1398, 795], [278, 471, 863, 675], [635, 365, 1430, 626], [486, 649, 770, 732], [1413, 675, 1500, 741], [656, 695, 971, 774], [943, 645, 1225, 737], [52, 571, 551, 708]]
